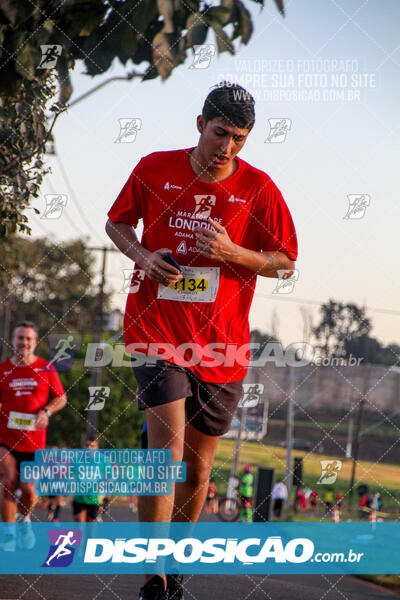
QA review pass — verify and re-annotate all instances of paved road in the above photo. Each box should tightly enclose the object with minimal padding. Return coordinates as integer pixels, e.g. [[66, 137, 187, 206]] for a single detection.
[[0, 504, 396, 600]]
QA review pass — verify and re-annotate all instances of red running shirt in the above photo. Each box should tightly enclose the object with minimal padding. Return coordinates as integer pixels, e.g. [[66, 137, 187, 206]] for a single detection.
[[0, 357, 65, 452], [108, 149, 298, 383]]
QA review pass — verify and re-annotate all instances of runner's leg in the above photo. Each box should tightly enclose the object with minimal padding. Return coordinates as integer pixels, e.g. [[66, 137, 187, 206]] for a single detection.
[[138, 397, 186, 523], [74, 509, 88, 522], [18, 481, 37, 518], [0, 447, 18, 522], [138, 398, 186, 589], [172, 423, 219, 522]]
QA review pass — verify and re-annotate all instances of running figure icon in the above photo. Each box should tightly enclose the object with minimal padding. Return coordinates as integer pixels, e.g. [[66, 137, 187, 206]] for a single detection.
[[46, 531, 77, 566], [48, 336, 76, 366]]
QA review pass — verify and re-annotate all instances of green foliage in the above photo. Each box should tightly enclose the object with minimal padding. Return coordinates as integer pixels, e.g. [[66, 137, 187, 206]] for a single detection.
[[313, 299, 399, 365], [345, 334, 400, 366], [0, 78, 56, 236], [313, 299, 371, 358], [0, 0, 285, 237], [47, 360, 143, 449], [0, 236, 111, 358]]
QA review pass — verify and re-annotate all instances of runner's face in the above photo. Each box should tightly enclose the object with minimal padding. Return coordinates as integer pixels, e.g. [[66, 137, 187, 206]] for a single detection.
[[85, 440, 99, 450], [12, 327, 38, 358], [197, 116, 249, 169]]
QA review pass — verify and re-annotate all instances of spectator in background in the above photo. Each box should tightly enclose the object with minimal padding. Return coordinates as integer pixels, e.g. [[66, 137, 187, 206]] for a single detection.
[[370, 492, 382, 512], [295, 486, 307, 512], [205, 478, 218, 514], [336, 491, 344, 509], [73, 437, 103, 523], [324, 489, 334, 514], [239, 464, 254, 523], [359, 493, 369, 519], [271, 478, 288, 518], [309, 489, 319, 512]]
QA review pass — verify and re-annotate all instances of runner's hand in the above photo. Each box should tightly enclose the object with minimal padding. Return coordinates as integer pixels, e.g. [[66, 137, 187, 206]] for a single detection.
[[35, 409, 49, 430], [194, 218, 237, 261], [139, 248, 183, 286]]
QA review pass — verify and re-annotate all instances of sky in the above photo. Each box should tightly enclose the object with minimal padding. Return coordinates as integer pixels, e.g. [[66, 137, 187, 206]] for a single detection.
[[31, 0, 400, 348]]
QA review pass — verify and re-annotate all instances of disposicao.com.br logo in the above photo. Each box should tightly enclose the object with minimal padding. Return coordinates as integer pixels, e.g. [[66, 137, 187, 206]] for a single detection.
[[42, 529, 82, 567], [83, 535, 363, 566]]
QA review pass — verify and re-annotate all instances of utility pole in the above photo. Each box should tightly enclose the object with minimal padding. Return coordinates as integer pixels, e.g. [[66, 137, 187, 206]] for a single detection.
[[348, 365, 369, 510], [285, 365, 295, 500], [345, 381, 353, 458], [345, 415, 354, 458], [84, 246, 118, 441], [227, 404, 248, 498], [227, 334, 258, 499]]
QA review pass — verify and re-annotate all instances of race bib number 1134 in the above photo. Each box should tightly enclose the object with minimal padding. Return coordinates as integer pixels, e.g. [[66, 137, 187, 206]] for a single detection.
[[157, 267, 220, 303]]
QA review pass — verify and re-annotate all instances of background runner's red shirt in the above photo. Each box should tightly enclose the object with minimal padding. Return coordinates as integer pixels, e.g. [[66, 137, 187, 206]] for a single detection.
[[0, 357, 65, 452], [108, 148, 298, 383]]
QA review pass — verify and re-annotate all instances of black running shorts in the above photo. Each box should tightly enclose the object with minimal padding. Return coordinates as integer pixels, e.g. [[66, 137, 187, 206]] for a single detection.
[[132, 357, 243, 437], [0, 444, 35, 472], [72, 501, 99, 519]]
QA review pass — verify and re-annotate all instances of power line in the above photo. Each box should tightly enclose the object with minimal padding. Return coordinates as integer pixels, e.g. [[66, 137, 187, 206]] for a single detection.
[[254, 292, 400, 317], [46, 177, 88, 238], [55, 153, 105, 245]]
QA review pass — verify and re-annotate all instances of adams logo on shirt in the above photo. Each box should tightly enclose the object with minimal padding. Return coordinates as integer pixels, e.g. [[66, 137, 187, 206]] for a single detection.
[[42, 529, 82, 568]]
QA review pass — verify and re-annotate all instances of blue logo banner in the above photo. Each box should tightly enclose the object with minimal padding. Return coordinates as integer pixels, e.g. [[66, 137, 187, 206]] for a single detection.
[[0, 522, 398, 574]]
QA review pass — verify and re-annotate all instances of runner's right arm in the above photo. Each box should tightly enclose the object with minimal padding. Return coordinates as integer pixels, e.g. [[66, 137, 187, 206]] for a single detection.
[[105, 219, 182, 286]]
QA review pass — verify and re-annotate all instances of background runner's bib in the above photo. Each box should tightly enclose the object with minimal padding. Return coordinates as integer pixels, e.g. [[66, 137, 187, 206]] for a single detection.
[[157, 267, 220, 303], [8, 411, 36, 431]]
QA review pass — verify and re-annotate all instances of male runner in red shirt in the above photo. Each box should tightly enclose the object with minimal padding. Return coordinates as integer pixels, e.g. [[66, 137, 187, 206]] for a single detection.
[[106, 83, 298, 600], [0, 321, 67, 551]]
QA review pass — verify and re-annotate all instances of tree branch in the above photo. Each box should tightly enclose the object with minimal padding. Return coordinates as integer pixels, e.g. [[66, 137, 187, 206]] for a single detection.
[[1, 107, 67, 176], [67, 70, 145, 108]]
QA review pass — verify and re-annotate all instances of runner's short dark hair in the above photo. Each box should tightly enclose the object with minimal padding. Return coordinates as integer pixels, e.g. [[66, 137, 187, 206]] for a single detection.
[[86, 435, 98, 444], [202, 82, 255, 130], [13, 321, 39, 337]]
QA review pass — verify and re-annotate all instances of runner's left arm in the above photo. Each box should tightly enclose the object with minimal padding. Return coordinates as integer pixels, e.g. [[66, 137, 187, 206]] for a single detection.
[[194, 218, 295, 278], [35, 393, 67, 429], [35, 369, 67, 430]]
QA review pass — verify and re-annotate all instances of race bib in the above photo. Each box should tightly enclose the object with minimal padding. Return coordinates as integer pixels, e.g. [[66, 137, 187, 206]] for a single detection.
[[7, 411, 36, 431], [157, 266, 220, 303]]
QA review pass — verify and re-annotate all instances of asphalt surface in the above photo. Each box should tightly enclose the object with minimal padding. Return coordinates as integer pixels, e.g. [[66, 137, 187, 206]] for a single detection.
[[0, 504, 397, 600]]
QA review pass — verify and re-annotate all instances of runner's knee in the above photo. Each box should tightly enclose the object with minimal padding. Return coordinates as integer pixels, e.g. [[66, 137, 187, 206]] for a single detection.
[[20, 485, 37, 504], [184, 460, 212, 488], [1, 477, 18, 499]]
